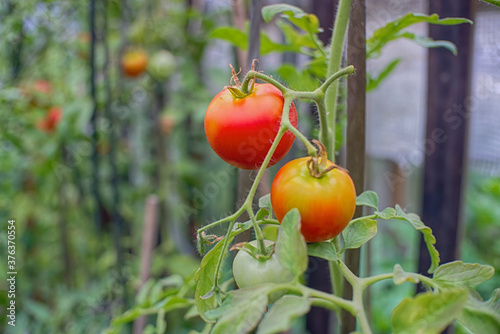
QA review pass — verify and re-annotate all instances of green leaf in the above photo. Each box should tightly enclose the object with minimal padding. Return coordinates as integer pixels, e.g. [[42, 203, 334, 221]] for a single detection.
[[208, 286, 271, 334], [262, 4, 322, 46], [154, 296, 193, 312], [307, 241, 338, 261], [433, 261, 495, 288], [375, 207, 397, 220], [184, 305, 200, 320], [356, 190, 379, 209], [136, 279, 155, 306], [481, 0, 500, 8], [457, 288, 500, 333], [367, 13, 472, 58], [262, 224, 279, 242], [209, 27, 248, 50], [256, 208, 270, 221], [366, 58, 401, 92], [259, 194, 272, 209], [391, 288, 468, 334], [341, 218, 377, 251], [194, 237, 233, 322], [276, 64, 320, 91], [112, 307, 154, 325], [275, 209, 308, 280], [394, 205, 440, 273], [260, 30, 299, 55], [398, 32, 458, 55], [262, 4, 306, 23], [393, 264, 420, 285], [257, 295, 311, 334]]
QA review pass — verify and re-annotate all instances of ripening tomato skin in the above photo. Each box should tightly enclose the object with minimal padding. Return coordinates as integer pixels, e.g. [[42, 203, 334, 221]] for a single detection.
[[121, 49, 148, 77], [204, 84, 298, 170], [271, 157, 356, 243]]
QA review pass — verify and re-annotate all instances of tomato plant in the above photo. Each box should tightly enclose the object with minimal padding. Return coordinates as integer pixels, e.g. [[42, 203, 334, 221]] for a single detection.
[[102, 2, 500, 334], [121, 48, 148, 77], [232, 240, 293, 288], [271, 154, 356, 243], [204, 82, 298, 170]]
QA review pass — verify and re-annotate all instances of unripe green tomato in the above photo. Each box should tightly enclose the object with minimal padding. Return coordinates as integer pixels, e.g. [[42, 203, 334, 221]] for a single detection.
[[232, 240, 293, 289], [148, 50, 176, 80]]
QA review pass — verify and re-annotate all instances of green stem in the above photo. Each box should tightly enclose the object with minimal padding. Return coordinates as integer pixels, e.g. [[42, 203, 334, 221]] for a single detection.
[[361, 272, 394, 289], [283, 120, 317, 157], [304, 286, 355, 315], [197, 214, 238, 234], [247, 208, 266, 254], [337, 256, 374, 334], [212, 219, 236, 293], [325, 0, 353, 161], [354, 287, 372, 334], [242, 71, 289, 95], [330, 237, 344, 297]]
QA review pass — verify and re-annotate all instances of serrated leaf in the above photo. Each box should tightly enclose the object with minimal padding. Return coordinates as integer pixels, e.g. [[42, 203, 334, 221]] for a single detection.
[[457, 289, 500, 333], [195, 237, 233, 322], [341, 218, 377, 251], [209, 27, 248, 50], [209, 286, 272, 334], [367, 13, 472, 58], [307, 241, 338, 261], [393, 264, 420, 285], [356, 190, 379, 209], [391, 288, 468, 334], [394, 205, 440, 273], [275, 209, 308, 280], [433, 261, 495, 288], [257, 295, 311, 334], [366, 58, 401, 92]]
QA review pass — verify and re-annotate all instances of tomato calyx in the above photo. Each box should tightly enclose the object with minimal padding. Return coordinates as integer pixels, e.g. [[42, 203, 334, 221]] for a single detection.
[[226, 60, 258, 99], [307, 140, 347, 178], [230, 241, 274, 261]]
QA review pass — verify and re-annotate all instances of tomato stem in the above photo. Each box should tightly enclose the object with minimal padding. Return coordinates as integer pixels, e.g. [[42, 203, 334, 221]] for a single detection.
[[326, 0, 353, 162]]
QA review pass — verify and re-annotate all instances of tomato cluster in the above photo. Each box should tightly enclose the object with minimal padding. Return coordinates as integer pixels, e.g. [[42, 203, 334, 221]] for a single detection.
[[205, 78, 356, 285]]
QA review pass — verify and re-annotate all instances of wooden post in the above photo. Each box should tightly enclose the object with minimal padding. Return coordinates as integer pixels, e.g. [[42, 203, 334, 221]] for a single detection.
[[342, 0, 366, 332], [417, 1, 475, 279], [133, 195, 159, 333], [306, 1, 338, 333]]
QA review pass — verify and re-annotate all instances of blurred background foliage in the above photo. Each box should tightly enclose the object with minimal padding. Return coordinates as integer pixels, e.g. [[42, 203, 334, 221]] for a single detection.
[[0, 0, 498, 333]]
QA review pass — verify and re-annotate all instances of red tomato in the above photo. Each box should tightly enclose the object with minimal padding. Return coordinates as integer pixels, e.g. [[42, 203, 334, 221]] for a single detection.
[[121, 49, 148, 77], [204, 83, 297, 169], [271, 157, 356, 243], [37, 107, 62, 133]]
